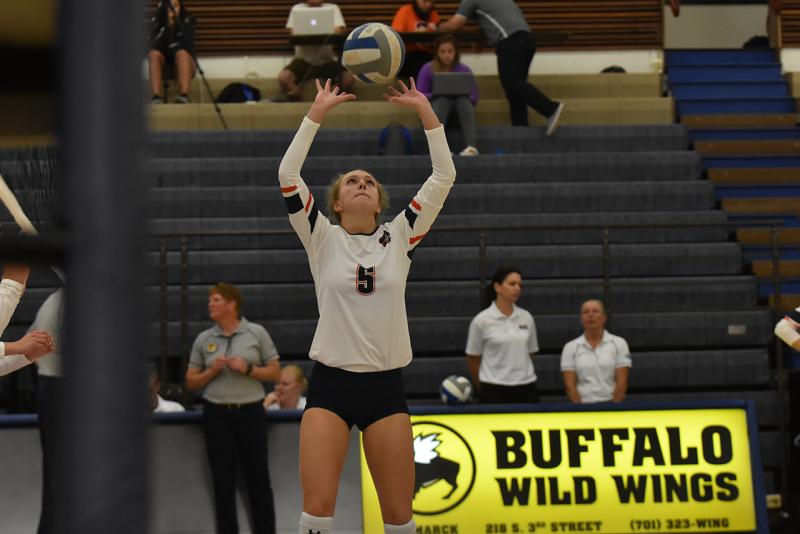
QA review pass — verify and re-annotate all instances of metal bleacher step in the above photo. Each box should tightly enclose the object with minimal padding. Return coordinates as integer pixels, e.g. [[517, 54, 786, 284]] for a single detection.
[[669, 81, 789, 100], [666, 64, 783, 83], [689, 128, 800, 141], [737, 227, 800, 246], [709, 168, 800, 186], [665, 50, 777, 65], [681, 113, 798, 129], [752, 259, 800, 277], [694, 139, 800, 155], [769, 294, 800, 311], [677, 97, 797, 115], [722, 197, 800, 215]]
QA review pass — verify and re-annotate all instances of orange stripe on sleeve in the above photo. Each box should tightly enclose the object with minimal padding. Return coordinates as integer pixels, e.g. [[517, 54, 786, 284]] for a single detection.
[[304, 193, 314, 213], [281, 185, 298, 194], [410, 198, 422, 211], [409, 232, 428, 245]]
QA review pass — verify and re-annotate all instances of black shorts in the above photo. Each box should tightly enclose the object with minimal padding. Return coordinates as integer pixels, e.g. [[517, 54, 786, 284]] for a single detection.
[[479, 381, 540, 404], [305, 361, 409, 431]]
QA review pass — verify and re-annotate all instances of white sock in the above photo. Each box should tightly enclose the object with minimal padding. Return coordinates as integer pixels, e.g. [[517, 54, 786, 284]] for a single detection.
[[384, 519, 416, 534], [299, 512, 333, 534]]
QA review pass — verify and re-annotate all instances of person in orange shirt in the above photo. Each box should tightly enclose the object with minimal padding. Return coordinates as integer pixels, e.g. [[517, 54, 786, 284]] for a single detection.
[[391, 0, 441, 79]]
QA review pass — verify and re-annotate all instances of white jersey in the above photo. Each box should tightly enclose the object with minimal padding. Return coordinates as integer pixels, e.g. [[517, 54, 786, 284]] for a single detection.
[[774, 306, 800, 349], [278, 117, 455, 372]]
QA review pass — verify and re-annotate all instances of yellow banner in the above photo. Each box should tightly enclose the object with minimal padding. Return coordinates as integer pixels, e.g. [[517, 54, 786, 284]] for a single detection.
[[361, 409, 757, 534]]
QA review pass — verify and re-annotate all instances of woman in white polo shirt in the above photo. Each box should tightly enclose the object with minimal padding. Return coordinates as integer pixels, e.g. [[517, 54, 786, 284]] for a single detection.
[[560, 299, 632, 403], [465, 267, 540, 404]]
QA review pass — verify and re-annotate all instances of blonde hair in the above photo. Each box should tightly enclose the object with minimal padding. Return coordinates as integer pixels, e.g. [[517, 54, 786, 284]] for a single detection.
[[283, 364, 308, 392], [326, 170, 390, 224]]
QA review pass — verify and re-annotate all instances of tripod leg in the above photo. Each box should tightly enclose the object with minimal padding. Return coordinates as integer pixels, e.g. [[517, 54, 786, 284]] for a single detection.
[[189, 52, 229, 130]]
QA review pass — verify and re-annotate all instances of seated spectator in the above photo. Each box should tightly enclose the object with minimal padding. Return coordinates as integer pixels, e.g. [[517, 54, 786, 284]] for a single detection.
[[465, 267, 540, 404], [278, 0, 353, 101], [391, 0, 441, 79], [775, 306, 800, 351], [560, 300, 631, 403], [416, 34, 479, 156], [148, 0, 196, 104], [263, 364, 308, 410], [148, 364, 185, 413]]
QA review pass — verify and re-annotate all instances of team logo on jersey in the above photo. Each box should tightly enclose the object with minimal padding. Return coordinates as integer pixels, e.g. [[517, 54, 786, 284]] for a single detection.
[[519, 324, 529, 330], [379, 230, 391, 247], [356, 265, 376, 295], [205, 342, 218, 353], [412, 421, 476, 515]]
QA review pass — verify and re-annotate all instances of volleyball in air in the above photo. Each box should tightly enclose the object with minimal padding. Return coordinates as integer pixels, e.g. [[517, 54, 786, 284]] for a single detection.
[[439, 375, 473, 405], [342, 22, 406, 84]]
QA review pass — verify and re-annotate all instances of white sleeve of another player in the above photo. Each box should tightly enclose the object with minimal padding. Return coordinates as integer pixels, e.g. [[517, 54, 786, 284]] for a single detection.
[[0, 355, 31, 377], [0, 279, 24, 336], [775, 309, 800, 347]]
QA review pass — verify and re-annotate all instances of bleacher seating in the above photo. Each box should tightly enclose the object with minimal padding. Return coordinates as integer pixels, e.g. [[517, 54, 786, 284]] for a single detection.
[[0, 73, 782, 490], [150, 73, 673, 130], [152, 0, 664, 56]]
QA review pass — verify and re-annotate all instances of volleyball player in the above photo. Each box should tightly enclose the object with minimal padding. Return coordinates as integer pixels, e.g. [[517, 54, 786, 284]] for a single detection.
[[0, 264, 54, 376], [278, 78, 455, 534], [775, 306, 800, 351]]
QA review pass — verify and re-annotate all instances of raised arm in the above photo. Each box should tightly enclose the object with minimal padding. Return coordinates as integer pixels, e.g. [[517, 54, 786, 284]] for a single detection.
[[278, 79, 356, 253], [775, 308, 800, 351], [384, 79, 456, 251]]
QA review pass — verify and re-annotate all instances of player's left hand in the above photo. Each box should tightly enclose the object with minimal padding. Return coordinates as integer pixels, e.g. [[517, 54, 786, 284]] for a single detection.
[[383, 78, 428, 111]]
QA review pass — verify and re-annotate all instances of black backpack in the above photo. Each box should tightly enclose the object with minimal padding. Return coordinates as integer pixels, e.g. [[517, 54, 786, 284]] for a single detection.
[[377, 123, 413, 155], [215, 82, 261, 103]]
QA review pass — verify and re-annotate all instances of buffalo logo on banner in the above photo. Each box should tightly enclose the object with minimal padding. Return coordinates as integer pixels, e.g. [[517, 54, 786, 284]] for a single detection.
[[412, 421, 476, 515]]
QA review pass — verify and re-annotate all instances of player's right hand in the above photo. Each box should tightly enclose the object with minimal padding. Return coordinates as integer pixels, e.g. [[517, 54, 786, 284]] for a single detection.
[[307, 78, 356, 122], [263, 392, 278, 410], [18, 330, 54, 361]]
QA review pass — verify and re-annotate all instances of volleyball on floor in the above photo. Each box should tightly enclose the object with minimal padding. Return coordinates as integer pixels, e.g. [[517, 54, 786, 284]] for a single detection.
[[439, 375, 473, 405], [342, 22, 405, 84]]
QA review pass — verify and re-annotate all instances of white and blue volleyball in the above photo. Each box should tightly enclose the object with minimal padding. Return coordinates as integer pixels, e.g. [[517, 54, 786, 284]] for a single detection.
[[342, 22, 405, 84], [439, 375, 473, 405]]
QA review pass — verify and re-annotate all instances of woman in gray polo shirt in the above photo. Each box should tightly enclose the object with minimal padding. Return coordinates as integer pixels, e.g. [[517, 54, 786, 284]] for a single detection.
[[466, 266, 540, 404], [185, 283, 281, 534]]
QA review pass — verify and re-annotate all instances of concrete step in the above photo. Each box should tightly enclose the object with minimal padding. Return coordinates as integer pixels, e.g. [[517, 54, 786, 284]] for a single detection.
[[166, 73, 663, 103], [149, 97, 674, 130]]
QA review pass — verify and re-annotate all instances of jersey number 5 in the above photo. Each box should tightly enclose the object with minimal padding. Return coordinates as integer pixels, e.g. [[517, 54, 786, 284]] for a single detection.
[[356, 265, 376, 296]]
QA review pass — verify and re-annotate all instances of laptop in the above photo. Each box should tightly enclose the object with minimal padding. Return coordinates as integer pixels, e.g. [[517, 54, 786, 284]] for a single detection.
[[431, 72, 475, 97], [291, 6, 337, 36]]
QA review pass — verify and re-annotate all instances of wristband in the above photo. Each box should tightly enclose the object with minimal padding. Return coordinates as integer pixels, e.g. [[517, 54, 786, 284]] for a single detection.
[[246, 363, 254, 375]]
